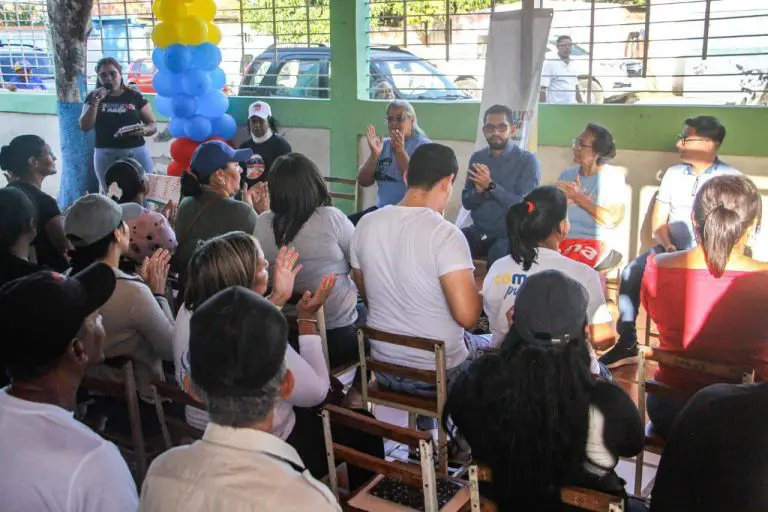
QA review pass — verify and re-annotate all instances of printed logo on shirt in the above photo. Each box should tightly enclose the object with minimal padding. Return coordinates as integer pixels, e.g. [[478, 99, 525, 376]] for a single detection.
[[493, 272, 528, 299], [375, 157, 397, 182], [246, 154, 266, 180], [100, 103, 136, 114]]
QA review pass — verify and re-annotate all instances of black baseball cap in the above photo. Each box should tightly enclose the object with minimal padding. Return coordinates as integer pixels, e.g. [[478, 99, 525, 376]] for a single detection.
[[512, 270, 589, 346], [0, 263, 116, 378], [190, 286, 288, 397]]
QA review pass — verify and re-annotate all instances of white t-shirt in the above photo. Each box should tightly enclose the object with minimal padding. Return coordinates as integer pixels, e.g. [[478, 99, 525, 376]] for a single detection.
[[541, 58, 579, 104], [351, 205, 474, 370], [482, 248, 611, 374], [0, 389, 138, 512]]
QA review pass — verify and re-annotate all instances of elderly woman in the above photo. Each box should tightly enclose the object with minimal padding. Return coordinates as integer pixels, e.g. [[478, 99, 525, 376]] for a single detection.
[[354, 99, 431, 218]]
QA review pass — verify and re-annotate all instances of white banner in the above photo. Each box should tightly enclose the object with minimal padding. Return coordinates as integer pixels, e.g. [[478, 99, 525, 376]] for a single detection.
[[456, 9, 553, 228]]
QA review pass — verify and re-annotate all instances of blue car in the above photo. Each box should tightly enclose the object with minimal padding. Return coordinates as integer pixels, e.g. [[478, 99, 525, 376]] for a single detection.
[[0, 43, 55, 90]]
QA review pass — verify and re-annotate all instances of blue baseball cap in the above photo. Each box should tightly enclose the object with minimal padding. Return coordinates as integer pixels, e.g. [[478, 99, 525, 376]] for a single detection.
[[190, 140, 253, 180]]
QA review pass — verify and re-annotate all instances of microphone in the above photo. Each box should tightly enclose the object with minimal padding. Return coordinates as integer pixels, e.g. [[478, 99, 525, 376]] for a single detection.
[[103, 83, 113, 91]]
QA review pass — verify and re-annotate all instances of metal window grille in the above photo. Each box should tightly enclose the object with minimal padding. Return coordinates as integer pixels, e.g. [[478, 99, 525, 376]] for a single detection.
[[366, 0, 768, 106], [1, 0, 331, 98], [0, 0, 55, 92]]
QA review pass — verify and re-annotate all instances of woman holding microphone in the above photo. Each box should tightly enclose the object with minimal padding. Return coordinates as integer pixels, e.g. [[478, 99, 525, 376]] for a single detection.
[[79, 57, 158, 192]]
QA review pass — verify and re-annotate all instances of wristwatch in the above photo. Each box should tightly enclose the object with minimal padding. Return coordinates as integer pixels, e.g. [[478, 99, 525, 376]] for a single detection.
[[486, 181, 497, 192]]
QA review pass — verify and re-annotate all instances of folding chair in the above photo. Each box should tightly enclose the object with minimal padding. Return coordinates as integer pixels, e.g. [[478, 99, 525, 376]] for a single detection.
[[322, 404, 469, 512], [634, 346, 755, 496], [324, 176, 361, 211], [79, 358, 160, 483], [151, 380, 206, 449], [468, 463, 627, 512], [357, 326, 450, 474]]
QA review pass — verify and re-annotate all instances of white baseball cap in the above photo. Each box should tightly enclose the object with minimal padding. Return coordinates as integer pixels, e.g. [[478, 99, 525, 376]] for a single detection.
[[248, 101, 272, 120]]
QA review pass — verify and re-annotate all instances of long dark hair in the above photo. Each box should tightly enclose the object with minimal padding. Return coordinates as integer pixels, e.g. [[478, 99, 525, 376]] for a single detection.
[[507, 186, 568, 271], [0, 135, 46, 178], [443, 329, 594, 511], [268, 153, 331, 245], [180, 170, 210, 198], [0, 187, 36, 253], [693, 175, 762, 278], [267, 115, 280, 134], [95, 57, 126, 91]]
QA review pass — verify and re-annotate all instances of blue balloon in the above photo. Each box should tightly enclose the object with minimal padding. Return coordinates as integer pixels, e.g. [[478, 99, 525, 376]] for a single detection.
[[211, 114, 237, 140], [171, 93, 198, 119], [152, 71, 176, 97], [168, 116, 186, 139], [196, 89, 228, 118], [209, 67, 226, 90], [182, 68, 211, 97], [152, 48, 167, 72], [185, 115, 213, 141], [193, 43, 222, 71], [165, 44, 192, 74], [154, 94, 173, 117]]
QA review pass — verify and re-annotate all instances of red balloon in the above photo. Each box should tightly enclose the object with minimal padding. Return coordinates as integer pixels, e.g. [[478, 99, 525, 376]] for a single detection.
[[170, 138, 200, 167], [167, 159, 186, 177]]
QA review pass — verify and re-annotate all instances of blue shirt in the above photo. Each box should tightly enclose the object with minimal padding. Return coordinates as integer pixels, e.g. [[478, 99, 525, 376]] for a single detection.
[[558, 165, 626, 240], [657, 159, 741, 250], [375, 134, 431, 207], [8, 75, 46, 90], [461, 143, 541, 237]]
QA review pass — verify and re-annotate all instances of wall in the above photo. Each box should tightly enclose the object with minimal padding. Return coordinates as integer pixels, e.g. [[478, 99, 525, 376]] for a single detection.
[[1, 0, 767, 260]]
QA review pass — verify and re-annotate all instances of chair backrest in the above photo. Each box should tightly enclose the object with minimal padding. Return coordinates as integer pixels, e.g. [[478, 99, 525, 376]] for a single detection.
[[468, 463, 625, 512], [324, 176, 360, 211], [322, 404, 442, 512], [151, 381, 205, 449]]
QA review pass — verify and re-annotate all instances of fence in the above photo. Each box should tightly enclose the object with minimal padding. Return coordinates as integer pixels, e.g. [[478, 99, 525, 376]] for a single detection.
[[1, 0, 767, 107]]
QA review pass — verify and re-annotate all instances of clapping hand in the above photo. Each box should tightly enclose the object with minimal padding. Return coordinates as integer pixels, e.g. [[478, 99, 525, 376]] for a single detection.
[[390, 129, 405, 154], [297, 273, 337, 319], [366, 125, 384, 156], [242, 182, 270, 214], [269, 246, 302, 308], [160, 200, 177, 226], [138, 248, 171, 295], [467, 162, 492, 192]]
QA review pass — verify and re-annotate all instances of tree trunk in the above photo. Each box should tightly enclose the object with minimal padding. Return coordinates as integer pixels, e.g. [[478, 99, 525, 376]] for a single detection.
[[48, 0, 98, 207]]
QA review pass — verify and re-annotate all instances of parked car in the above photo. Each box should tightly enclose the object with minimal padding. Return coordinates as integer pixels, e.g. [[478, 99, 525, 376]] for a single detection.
[[0, 43, 55, 90], [126, 58, 155, 93], [238, 45, 474, 101]]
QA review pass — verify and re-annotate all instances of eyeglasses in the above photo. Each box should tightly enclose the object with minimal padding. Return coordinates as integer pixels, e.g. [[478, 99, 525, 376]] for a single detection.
[[677, 134, 710, 145], [572, 138, 593, 149], [385, 115, 408, 123], [483, 122, 510, 134]]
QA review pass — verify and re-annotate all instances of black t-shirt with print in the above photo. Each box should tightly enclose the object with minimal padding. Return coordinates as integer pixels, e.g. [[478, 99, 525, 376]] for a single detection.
[[8, 181, 68, 272], [86, 88, 148, 149], [238, 134, 292, 187]]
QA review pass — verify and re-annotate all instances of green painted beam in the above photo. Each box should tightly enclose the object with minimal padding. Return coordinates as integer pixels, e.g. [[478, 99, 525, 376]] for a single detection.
[[0, 92, 57, 114]]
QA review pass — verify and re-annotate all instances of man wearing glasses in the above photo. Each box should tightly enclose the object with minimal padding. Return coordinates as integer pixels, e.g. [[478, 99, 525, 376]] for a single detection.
[[600, 116, 741, 369], [540, 35, 579, 104], [461, 104, 541, 266]]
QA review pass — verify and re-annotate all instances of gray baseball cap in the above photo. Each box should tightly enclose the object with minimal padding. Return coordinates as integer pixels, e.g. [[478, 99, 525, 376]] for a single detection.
[[64, 194, 143, 247]]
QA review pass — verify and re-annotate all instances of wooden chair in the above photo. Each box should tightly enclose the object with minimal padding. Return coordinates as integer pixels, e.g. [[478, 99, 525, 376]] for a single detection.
[[79, 358, 155, 483], [322, 404, 469, 512], [634, 346, 755, 496], [324, 176, 361, 211], [357, 326, 450, 474], [151, 381, 206, 449], [468, 463, 626, 512]]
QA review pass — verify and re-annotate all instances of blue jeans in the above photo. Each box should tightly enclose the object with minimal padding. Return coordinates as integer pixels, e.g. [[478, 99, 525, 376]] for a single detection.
[[94, 145, 153, 193], [616, 245, 666, 349], [461, 226, 509, 268]]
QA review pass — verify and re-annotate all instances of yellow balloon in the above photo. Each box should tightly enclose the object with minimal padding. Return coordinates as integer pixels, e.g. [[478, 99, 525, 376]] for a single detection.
[[154, 0, 187, 22], [187, 0, 216, 22], [152, 22, 179, 48], [206, 22, 222, 45], [178, 16, 208, 45]]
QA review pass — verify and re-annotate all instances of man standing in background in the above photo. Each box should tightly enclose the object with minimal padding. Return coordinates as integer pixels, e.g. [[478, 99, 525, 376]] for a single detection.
[[540, 35, 579, 104]]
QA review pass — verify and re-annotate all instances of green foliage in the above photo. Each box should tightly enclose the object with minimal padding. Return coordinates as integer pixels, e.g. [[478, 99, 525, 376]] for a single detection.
[[0, 2, 47, 26], [243, 0, 331, 45]]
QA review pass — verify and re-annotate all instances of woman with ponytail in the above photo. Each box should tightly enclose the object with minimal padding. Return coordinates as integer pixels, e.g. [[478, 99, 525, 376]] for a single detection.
[[445, 271, 643, 511], [173, 140, 258, 281], [641, 174, 768, 438], [481, 186, 615, 376]]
